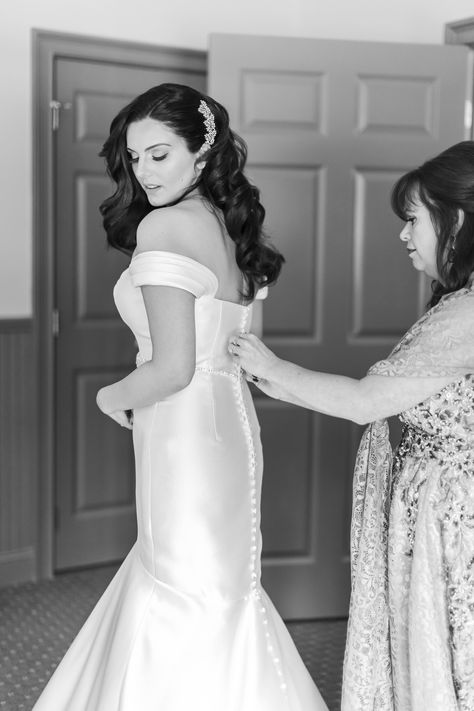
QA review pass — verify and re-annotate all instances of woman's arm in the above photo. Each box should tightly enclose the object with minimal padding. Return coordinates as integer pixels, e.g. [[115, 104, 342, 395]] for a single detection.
[[231, 333, 454, 425], [270, 362, 453, 424], [97, 285, 196, 418]]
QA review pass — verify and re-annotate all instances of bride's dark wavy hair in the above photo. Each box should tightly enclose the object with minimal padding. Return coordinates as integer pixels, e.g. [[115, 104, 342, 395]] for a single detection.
[[391, 140, 474, 308], [99, 82, 284, 299]]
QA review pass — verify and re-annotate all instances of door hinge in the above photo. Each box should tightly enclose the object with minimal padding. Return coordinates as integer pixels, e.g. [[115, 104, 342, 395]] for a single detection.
[[52, 308, 60, 337], [465, 100, 473, 132], [49, 100, 72, 131]]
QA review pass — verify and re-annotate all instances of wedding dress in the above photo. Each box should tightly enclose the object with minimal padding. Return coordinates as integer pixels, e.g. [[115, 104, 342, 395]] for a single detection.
[[33, 250, 328, 711]]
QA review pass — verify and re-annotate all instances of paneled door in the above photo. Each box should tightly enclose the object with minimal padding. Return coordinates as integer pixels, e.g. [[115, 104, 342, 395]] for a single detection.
[[54, 53, 206, 569], [209, 34, 472, 617]]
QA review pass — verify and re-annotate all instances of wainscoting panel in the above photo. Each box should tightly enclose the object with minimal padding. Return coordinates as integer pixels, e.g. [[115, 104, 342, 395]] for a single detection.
[[0, 322, 36, 585]]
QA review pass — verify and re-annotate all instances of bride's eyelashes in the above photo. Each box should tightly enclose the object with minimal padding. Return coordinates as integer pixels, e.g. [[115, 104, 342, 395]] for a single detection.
[[126, 152, 168, 164]]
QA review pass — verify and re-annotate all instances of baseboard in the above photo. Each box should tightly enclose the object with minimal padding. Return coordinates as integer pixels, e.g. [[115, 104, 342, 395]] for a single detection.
[[0, 547, 36, 586]]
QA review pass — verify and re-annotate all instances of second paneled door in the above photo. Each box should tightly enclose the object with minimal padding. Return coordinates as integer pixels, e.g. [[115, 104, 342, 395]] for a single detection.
[[209, 33, 471, 617]]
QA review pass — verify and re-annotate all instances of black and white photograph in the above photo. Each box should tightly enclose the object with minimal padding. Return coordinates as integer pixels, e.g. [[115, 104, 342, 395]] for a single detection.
[[1, 3, 474, 710]]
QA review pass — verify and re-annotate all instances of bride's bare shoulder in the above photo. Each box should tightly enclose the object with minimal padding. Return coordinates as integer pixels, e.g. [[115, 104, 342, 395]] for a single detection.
[[135, 201, 221, 265]]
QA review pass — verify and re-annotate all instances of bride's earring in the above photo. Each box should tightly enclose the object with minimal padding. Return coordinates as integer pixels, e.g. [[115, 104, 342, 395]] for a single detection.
[[448, 234, 457, 263]]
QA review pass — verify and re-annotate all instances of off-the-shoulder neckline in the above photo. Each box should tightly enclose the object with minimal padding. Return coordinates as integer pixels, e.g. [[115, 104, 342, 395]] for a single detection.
[[131, 249, 218, 283], [130, 249, 252, 308]]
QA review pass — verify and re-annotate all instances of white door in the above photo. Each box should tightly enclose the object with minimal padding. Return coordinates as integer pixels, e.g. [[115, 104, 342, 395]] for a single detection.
[[209, 34, 472, 617]]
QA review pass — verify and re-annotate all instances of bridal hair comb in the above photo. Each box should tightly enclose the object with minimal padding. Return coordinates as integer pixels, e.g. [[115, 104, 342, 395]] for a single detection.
[[198, 99, 217, 147]]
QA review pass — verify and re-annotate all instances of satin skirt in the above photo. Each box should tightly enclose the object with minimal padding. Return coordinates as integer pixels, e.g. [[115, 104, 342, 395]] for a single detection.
[[33, 372, 328, 710]]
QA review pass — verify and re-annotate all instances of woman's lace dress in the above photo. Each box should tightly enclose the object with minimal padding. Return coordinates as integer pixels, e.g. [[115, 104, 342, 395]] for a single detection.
[[342, 280, 474, 711]]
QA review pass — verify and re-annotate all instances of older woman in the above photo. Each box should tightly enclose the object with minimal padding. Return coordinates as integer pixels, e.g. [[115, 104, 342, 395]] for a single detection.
[[230, 141, 474, 711]]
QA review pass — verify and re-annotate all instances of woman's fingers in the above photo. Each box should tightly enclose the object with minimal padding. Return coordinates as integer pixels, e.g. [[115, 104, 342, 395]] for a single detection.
[[228, 333, 256, 353], [228, 337, 243, 357], [228, 334, 275, 383], [244, 372, 260, 384]]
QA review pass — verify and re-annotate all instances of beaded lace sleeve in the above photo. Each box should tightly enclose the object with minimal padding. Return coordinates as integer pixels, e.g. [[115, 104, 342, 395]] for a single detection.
[[129, 251, 219, 298], [369, 287, 474, 378]]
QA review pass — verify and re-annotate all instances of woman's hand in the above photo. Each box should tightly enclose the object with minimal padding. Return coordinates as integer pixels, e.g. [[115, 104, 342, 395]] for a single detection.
[[96, 387, 133, 429], [228, 333, 280, 382], [245, 375, 287, 401]]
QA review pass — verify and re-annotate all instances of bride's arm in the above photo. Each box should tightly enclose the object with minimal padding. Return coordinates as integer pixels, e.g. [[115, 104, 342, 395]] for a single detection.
[[232, 333, 454, 425], [97, 285, 196, 418]]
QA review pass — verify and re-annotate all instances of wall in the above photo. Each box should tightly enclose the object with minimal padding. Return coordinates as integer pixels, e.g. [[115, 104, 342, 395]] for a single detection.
[[0, 325, 36, 584], [1, 0, 473, 316]]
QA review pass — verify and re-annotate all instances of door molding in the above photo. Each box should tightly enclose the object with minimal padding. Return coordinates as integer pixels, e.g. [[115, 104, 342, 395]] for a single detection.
[[32, 29, 206, 578], [444, 19, 474, 140], [445, 16, 474, 45]]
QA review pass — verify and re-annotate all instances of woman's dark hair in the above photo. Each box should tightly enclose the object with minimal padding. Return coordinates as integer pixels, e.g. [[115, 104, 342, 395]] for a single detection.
[[391, 140, 474, 307], [99, 83, 284, 299]]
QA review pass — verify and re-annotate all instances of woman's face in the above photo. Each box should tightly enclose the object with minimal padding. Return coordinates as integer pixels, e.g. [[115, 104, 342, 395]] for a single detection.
[[399, 196, 439, 279], [126, 117, 202, 206]]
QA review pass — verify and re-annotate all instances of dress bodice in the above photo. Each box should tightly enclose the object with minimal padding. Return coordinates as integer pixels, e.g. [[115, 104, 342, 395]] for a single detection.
[[113, 251, 266, 373]]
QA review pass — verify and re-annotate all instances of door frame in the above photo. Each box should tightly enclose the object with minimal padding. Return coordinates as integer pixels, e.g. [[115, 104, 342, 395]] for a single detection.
[[446, 15, 474, 140], [445, 16, 474, 45], [32, 29, 206, 578]]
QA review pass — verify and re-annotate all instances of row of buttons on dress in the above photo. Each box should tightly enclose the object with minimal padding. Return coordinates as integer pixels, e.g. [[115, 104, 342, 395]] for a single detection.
[[233, 310, 289, 700]]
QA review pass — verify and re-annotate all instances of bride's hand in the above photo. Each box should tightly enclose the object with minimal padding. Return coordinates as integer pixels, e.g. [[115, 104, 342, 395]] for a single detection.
[[96, 387, 133, 429], [228, 333, 279, 381]]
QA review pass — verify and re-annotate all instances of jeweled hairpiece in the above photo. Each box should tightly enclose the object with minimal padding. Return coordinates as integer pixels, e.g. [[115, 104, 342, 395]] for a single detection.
[[198, 99, 216, 147]]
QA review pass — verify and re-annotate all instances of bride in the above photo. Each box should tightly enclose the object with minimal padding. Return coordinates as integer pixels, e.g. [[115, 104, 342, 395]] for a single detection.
[[32, 83, 328, 711]]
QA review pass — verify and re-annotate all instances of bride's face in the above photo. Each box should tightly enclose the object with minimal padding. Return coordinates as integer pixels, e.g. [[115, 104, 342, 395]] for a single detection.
[[126, 117, 201, 206]]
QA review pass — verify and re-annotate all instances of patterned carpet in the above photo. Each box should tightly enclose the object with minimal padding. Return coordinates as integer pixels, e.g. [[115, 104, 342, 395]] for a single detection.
[[0, 566, 347, 710]]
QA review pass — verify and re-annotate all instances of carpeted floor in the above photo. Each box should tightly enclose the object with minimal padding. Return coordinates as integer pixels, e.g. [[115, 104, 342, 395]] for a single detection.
[[0, 566, 347, 710]]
